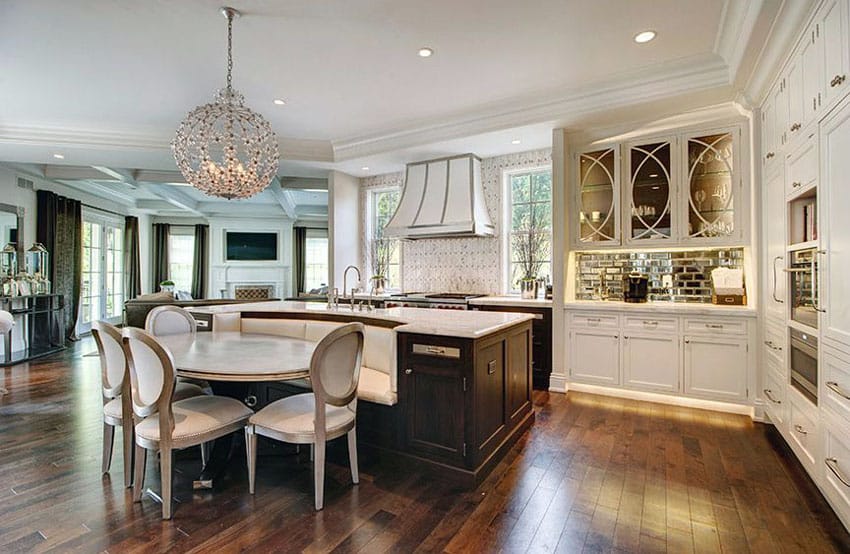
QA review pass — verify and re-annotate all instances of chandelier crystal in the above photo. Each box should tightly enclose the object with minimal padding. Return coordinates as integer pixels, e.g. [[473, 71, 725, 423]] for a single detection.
[[172, 7, 279, 200]]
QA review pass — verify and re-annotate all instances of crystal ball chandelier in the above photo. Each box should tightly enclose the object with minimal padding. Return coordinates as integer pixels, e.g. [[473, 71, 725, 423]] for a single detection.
[[172, 7, 279, 200]]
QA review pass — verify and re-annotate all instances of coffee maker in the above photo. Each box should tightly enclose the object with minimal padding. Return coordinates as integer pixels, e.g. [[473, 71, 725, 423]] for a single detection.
[[623, 273, 649, 303]]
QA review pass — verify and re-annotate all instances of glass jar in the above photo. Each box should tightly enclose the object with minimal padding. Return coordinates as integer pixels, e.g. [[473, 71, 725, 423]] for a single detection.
[[0, 243, 16, 278], [26, 243, 49, 282]]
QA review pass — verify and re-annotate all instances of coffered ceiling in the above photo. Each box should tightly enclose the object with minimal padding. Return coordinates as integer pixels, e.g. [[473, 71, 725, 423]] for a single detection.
[[0, 0, 807, 181]]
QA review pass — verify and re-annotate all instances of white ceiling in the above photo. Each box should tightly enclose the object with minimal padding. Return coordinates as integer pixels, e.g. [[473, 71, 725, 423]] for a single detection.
[[0, 0, 794, 193]]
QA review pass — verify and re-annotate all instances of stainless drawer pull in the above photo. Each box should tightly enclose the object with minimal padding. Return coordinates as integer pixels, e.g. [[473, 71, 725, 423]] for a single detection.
[[412, 344, 461, 359], [826, 458, 850, 487], [791, 181, 802, 188], [831, 74, 846, 87], [586, 317, 601, 323], [826, 381, 850, 401], [794, 424, 808, 435], [642, 320, 658, 326], [705, 323, 724, 329], [763, 389, 781, 404], [790, 122, 801, 132]]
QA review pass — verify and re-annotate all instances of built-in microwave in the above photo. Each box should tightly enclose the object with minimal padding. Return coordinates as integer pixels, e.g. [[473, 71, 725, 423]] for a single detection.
[[790, 328, 818, 404], [787, 248, 821, 329]]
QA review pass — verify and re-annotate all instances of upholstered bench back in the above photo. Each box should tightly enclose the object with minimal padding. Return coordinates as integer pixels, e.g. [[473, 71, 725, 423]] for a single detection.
[[214, 314, 398, 405]]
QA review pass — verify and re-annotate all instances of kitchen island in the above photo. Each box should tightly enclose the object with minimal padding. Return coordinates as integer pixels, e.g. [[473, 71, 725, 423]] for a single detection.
[[187, 301, 536, 487]]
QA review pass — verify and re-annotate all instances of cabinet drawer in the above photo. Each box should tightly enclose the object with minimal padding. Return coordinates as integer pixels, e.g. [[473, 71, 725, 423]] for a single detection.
[[763, 364, 786, 428], [785, 130, 817, 196], [682, 317, 746, 336], [823, 346, 850, 425], [569, 312, 619, 330], [763, 322, 785, 369], [623, 315, 678, 333], [787, 388, 819, 474], [822, 412, 850, 530]]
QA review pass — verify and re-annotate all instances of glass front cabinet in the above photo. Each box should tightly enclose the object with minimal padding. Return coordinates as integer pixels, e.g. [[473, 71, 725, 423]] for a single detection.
[[572, 124, 744, 248]]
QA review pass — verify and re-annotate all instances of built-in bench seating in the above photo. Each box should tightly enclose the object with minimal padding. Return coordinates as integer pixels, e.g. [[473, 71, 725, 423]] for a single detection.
[[212, 313, 398, 406]]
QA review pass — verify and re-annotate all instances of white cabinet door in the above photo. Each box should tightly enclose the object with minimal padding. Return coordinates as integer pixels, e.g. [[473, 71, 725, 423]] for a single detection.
[[801, 25, 824, 125], [821, 97, 850, 351], [787, 58, 805, 139], [765, 169, 787, 321], [822, 0, 850, 107], [774, 76, 789, 150], [569, 330, 620, 385], [683, 335, 748, 402], [622, 333, 679, 393], [762, 91, 777, 167]]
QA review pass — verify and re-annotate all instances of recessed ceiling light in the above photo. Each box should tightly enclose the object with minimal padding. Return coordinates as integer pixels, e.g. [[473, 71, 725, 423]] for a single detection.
[[273, 99, 286, 105], [53, 153, 65, 159], [634, 30, 656, 44], [511, 139, 522, 145], [361, 166, 370, 171], [418, 47, 434, 58]]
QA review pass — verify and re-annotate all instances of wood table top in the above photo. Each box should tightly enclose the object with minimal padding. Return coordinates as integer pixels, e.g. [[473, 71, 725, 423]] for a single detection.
[[158, 331, 316, 382]]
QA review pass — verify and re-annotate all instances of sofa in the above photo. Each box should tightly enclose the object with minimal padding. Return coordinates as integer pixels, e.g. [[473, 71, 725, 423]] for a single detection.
[[123, 295, 277, 329], [211, 312, 398, 406]]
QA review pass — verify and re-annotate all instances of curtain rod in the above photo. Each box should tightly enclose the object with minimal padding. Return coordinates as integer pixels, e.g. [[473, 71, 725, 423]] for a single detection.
[[81, 203, 127, 218]]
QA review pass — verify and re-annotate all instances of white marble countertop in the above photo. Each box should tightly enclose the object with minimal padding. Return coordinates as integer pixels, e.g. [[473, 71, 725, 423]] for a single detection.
[[188, 301, 535, 339], [468, 295, 553, 308], [564, 300, 757, 318]]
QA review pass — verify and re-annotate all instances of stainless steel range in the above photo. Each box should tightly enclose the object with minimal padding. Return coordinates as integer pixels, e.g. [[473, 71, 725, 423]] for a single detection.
[[384, 292, 487, 310]]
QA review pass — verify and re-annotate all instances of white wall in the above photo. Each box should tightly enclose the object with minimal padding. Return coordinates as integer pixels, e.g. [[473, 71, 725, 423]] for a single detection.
[[328, 170, 362, 292]]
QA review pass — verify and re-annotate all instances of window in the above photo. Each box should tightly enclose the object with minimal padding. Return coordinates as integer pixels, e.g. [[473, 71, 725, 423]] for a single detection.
[[304, 229, 329, 292], [79, 212, 123, 334], [168, 227, 195, 292], [369, 189, 401, 290], [506, 169, 552, 291]]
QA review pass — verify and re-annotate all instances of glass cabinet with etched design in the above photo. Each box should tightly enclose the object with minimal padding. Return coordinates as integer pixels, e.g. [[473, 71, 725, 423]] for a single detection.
[[625, 138, 675, 244], [576, 146, 620, 246]]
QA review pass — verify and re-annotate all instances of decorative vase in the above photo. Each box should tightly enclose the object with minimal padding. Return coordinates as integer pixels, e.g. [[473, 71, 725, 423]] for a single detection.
[[520, 279, 538, 299], [371, 277, 386, 295]]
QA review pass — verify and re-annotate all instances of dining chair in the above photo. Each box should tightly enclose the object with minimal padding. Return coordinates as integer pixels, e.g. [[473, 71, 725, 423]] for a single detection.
[[93, 321, 205, 488], [0, 310, 13, 363], [145, 305, 211, 393], [121, 327, 252, 519], [246, 322, 364, 510]]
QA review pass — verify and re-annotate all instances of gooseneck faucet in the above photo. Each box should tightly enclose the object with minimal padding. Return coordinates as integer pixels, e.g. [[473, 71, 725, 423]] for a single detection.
[[343, 265, 361, 311]]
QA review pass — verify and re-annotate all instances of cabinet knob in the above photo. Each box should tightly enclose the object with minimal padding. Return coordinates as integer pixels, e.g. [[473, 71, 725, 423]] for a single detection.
[[790, 122, 802, 132], [244, 395, 258, 408], [792, 181, 802, 188], [794, 424, 808, 435], [684, 339, 690, 344], [765, 152, 775, 159], [404, 368, 413, 375]]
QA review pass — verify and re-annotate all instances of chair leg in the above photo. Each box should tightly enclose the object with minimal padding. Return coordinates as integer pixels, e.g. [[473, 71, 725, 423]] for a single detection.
[[200, 442, 209, 466], [102, 423, 115, 474], [161, 447, 173, 520], [245, 426, 257, 494], [313, 441, 325, 511], [2, 330, 11, 363], [310, 443, 314, 462], [121, 423, 134, 488], [133, 444, 147, 502], [347, 428, 359, 485]]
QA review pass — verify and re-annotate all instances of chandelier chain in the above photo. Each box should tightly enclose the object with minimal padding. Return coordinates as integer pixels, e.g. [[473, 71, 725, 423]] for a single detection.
[[226, 10, 233, 92]]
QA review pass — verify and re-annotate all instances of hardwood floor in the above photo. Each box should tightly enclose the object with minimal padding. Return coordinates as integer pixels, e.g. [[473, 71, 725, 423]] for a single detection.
[[1, 338, 848, 553]]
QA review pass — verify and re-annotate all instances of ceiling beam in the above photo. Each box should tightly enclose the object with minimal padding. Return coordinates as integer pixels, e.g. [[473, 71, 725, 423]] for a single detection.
[[267, 177, 297, 219], [278, 176, 328, 191], [134, 169, 187, 184], [91, 166, 138, 189], [138, 183, 205, 217], [57, 179, 136, 206], [42, 165, 114, 181]]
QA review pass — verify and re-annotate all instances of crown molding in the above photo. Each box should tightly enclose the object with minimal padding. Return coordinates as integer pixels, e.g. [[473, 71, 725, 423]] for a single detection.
[[715, 0, 766, 84], [331, 54, 731, 161]]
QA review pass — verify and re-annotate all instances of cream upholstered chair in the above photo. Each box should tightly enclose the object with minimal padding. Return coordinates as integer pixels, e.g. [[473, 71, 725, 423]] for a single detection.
[[92, 321, 204, 488], [246, 322, 364, 510], [0, 310, 13, 363], [145, 305, 211, 393], [122, 328, 252, 519]]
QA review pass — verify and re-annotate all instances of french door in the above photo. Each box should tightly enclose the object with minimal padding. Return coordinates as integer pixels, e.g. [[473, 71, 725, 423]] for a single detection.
[[77, 212, 124, 334]]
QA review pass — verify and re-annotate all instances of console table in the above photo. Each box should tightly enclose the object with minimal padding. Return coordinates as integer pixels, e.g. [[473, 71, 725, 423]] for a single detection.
[[0, 294, 65, 366]]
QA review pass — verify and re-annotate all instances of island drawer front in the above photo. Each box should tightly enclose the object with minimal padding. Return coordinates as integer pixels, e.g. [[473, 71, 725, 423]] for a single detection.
[[682, 317, 746, 336], [569, 312, 619, 329], [623, 316, 678, 333]]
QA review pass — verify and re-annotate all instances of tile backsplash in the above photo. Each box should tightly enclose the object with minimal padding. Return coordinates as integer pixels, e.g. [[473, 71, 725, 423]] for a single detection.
[[575, 248, 745, 303]]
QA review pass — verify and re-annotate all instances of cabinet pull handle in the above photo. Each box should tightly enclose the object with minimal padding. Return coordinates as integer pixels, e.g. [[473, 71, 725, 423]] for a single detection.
[[244, 395, 258, 408], [792, 181, 802, 188], [766, 152, 775, 159], [763, 389, 781, 404], [813, 250, 826, 313], [684, 339, 691, 344], [613, 334, 619, 340], [790, 122, 801, 132], [831, 74, 846, 87], [794, 424, 808, 435], [642, 320, 658, 326], [772, 256, 785, 304], [826, 458, 850, 487], [705, 323, 724, 329], [487, 360, 497, 375], [587, 317, 601, 323], [813, 97, 817, 111], [404, 368, 413, 375], [827, 381, 850, 400]]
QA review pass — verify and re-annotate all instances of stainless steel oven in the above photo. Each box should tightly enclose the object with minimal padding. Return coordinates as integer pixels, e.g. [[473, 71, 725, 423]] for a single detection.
[[787, 248, 821, 329], [790, 328, 818, 404]]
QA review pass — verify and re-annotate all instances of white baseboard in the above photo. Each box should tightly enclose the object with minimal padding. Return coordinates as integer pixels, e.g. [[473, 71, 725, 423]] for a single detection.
[[564, 382, 756, 418], [548, 373, 568, 393]]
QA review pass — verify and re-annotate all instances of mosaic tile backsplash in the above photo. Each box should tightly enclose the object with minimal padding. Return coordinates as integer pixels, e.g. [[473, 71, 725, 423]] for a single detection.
[[575, 248, 745, 303]]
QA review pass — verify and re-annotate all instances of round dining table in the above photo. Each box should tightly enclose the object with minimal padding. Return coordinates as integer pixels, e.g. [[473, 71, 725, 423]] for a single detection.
[[157, 331, 319, 488]]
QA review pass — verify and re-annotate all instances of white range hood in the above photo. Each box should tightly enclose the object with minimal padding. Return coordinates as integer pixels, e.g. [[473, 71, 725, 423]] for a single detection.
[[383, 154, 495, 239]]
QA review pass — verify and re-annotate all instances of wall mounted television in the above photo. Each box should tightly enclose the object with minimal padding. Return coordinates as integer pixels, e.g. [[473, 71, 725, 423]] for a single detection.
[[225, 232, 278, 261]]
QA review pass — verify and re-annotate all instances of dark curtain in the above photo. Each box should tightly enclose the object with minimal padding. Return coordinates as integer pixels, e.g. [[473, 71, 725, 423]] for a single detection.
[[293, 226, 307, 295], [36, 190, 82, 342], [191, 224, 208, 299], [152, 223, 170, 291], [123, 216, 141, 300]]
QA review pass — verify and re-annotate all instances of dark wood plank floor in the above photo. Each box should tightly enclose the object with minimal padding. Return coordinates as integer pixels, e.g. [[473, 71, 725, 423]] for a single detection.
[[1, 338, 849, 553]]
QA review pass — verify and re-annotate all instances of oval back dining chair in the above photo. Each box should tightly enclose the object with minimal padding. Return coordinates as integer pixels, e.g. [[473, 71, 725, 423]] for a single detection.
[[93, 321, 205, 489], [246, 322, 364, 510], [146, 305, 211, 394], [0, 310, 13, 363], [121, 328, 252, 519]]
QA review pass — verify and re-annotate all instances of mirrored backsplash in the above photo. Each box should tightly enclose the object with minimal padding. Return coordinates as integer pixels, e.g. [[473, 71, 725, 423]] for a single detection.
[[575, 248, 745, 303]]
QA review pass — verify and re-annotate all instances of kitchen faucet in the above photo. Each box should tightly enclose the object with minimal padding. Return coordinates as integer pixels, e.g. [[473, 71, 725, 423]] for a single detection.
[[343, 265, 361, 311]]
